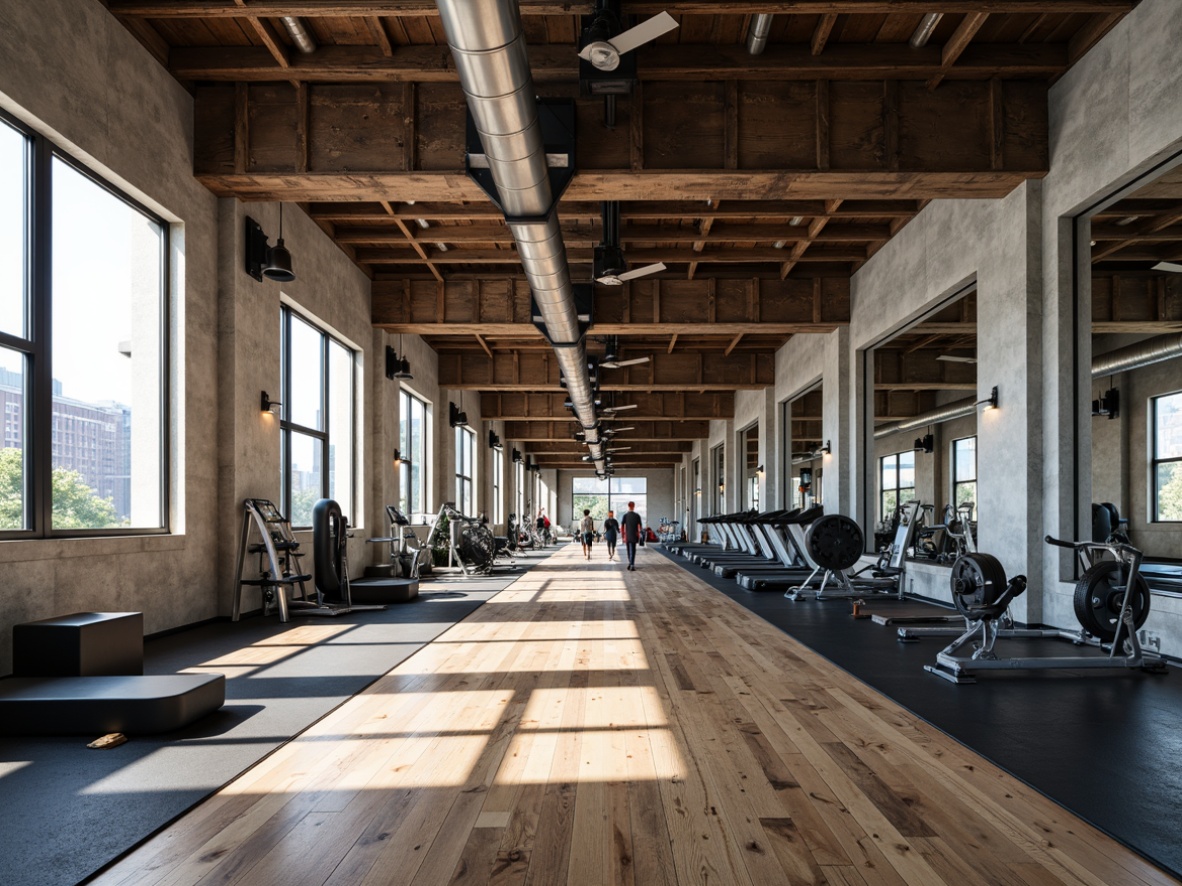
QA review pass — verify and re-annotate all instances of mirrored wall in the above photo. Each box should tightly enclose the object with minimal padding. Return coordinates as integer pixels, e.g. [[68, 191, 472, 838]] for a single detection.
[[870, 289, 978, 562], [742, 423, 760, 510], [1084, 160, 1182, 591], [784, 384, 824, 511]]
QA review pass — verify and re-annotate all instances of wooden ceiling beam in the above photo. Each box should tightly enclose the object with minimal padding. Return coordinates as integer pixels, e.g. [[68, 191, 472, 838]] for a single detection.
[[311, 199, 924, 223], [506, 420, 711, 442], [440, 351, 774, 391], [112, 2, 1135, 19], [195, 79, 1047, 204], [481, 392, 735, 422], [169, 43, 1069, 83], [372, 277, 851, 332], [526, 441, 693, 454]]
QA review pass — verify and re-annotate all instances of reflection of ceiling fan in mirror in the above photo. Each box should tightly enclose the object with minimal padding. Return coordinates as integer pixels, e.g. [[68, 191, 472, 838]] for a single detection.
[[594, 202, 666, 287]]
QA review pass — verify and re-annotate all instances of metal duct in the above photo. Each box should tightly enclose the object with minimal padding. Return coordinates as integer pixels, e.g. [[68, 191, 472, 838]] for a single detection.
[[909, 13, 943, 48], [435, 0, 607, 474], [280, 17, 317, 54], [746, 14, 773, 55], [874, 396, 976, 439], [1092, 333, 1182, 378]]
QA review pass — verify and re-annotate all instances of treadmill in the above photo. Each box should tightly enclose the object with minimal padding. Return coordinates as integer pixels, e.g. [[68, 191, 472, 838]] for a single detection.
[[735, 507, 827, 591]]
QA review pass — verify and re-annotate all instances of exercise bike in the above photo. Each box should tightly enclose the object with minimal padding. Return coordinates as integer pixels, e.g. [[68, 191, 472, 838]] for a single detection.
[[924, 536, 1169, 684]]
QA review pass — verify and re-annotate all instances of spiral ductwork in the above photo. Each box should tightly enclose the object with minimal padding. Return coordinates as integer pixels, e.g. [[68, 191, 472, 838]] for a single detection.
[[874, 396, 977, 439], [1092, 333, 1182, 378], [435, 0, 606, 474]]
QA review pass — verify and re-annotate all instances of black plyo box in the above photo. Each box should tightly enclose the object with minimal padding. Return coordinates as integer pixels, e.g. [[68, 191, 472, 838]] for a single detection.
[[13, 612, 144, 677]]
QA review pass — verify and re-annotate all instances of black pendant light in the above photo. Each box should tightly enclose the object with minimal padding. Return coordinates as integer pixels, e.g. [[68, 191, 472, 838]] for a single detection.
[[262, 203, 296, 282]]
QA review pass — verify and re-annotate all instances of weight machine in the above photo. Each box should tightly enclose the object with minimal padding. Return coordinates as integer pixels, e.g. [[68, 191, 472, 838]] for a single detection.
[[424, 503, 516, 576], [924, 537, 1169, 684], [785, 508, 917, 602]]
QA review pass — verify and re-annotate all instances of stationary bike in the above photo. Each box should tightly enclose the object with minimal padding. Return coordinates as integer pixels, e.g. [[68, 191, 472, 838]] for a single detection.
[[924, 536, 1169, 683]]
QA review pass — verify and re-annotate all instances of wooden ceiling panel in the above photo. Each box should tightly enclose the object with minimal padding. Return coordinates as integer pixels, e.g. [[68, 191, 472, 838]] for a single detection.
[[104, 1, 1140, 445]]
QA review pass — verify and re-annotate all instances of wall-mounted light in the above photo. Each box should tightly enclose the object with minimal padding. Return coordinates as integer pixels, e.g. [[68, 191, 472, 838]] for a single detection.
[[913, 433, 934, 454], [817, 440, 831, 456], [718, 482, 725, 494], [488, 430, 503, 451], [393, 448, 405, 464], [245, 206, 296, 282], [386, 345, 413, 381], [1092, 388, 1119, 420], [512, 448, 523, 464], [755, 464, 764, 475], [978, 386, 999, 410], [260, 391, 282, 415], [449, 401, 469, 428]]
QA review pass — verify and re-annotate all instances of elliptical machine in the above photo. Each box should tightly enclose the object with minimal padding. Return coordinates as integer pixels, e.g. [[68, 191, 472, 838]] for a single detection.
[[924, 536, 1169, 684]]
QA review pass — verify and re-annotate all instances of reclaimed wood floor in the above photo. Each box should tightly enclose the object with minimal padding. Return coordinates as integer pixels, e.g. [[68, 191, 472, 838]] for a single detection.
[[93, 544, 1179, 886]]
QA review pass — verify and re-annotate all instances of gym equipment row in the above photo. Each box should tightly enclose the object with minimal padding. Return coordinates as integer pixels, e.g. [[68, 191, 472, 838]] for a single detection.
[[922, 536, 1168, 683], [666, 505, 917, 602], [423, 503, 517, 576], [234, 498, 419, 622]]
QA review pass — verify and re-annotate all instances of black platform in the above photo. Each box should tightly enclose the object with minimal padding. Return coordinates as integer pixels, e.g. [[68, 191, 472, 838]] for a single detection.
[[0, 674, 225, 735], [350, 577, 419, 604]]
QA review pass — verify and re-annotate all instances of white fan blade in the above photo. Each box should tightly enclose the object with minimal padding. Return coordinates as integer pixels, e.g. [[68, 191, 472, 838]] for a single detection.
[[609, 11, 679, 57], [611, 426, 636, 432], [616, 262, 667, 283], [603, 356, 650, 369], [607, 447, 632, 452], [603, 403, 639, 412]]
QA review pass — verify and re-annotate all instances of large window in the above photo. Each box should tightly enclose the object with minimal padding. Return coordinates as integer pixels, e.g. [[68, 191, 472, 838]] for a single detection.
[[713, 444, 725, 514], [399, 390, 428, 518], [952, 436, 977, 512], [571, 476, 648, 526], [455, 425, 475, 516], [1152, 392, 1182, 521], [515, 458, 525, 526], [280, 307, 355, 528], [880, 451, 915, 521], [0, 114, 166, 535]]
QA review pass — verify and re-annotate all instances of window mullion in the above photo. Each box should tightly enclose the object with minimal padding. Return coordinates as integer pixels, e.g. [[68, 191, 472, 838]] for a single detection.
[[31, 133, 53, 535]]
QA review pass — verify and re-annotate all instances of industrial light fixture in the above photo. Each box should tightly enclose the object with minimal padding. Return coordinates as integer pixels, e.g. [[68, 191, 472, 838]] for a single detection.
[[449, 401, 469, 428], [393, 448, 405, 464], [488, 430, 503, 451], [386, 335, 413, 380], [817, 440, 832, 457], [755, 464, 764, 475], [260, 391, 282, 415], [977, 386, 999, 410], [718, 481, 725, 494], [913, 433, 934, 454], [1092, 388, 1120, 420], [512, 448, 523, 464], [261, 204, 295, 282]]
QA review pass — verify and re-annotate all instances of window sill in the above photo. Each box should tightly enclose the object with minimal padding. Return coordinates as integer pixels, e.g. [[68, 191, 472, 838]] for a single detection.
[[0, 532, 186, 564]]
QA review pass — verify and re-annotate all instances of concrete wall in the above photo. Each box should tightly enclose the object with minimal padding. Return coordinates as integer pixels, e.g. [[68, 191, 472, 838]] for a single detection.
[[0, 0, 219, 671]]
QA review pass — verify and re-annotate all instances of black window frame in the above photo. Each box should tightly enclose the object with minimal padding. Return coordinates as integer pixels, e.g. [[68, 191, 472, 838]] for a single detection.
[[0, 110, 169, 539], [952, 435, 978, 512], [1151, 390, 1182, 523], [455, 424, 475, 516], [399, 388, 429, 518], [279, 304, 355, 529], [879, 450, 915, 523]]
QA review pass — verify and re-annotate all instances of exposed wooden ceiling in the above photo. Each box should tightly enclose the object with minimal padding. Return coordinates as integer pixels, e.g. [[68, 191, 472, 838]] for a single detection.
[[106, 0, 1138, 468]]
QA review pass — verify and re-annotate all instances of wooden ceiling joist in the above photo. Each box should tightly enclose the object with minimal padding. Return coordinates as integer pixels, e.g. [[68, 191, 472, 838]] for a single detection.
[[108, 1, 1136, 18], [168, 43, 1070, 84], [505, 420, 711, 442], [481, 392, 734, 422], [373, 277, 850, 334], [441, 351, 774, 392]]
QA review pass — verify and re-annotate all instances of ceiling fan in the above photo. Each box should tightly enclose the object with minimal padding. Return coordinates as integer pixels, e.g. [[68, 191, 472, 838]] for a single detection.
[[599, 334, 651, 370], [594, 202, 666, 287], [578, 4, 678, 73], [601, 403, 639, 413]]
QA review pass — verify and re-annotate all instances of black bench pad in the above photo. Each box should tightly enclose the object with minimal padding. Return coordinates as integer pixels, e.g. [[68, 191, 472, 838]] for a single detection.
[[0, 674, 225, 735]]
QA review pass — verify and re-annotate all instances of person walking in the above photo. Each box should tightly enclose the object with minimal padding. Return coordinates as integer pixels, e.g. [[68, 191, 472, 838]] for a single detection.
[[621, 501, 643, 571], [602, 510, 620, 561], [580, 509, 596, 560]]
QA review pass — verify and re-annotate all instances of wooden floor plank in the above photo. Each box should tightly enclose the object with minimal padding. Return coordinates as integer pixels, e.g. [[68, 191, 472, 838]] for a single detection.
[[93, 546, 1181, 886]]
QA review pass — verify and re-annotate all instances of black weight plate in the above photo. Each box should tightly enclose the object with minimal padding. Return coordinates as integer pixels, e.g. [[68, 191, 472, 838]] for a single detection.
[[1073, 560, 1151, 643], [805, 515, 864, 571], [949, 553, 1007, 616]]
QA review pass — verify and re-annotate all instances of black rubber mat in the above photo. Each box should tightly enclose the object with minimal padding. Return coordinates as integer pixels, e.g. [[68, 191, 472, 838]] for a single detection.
[[0, 558, 545, 886], [655, 545, 1182, 881]]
